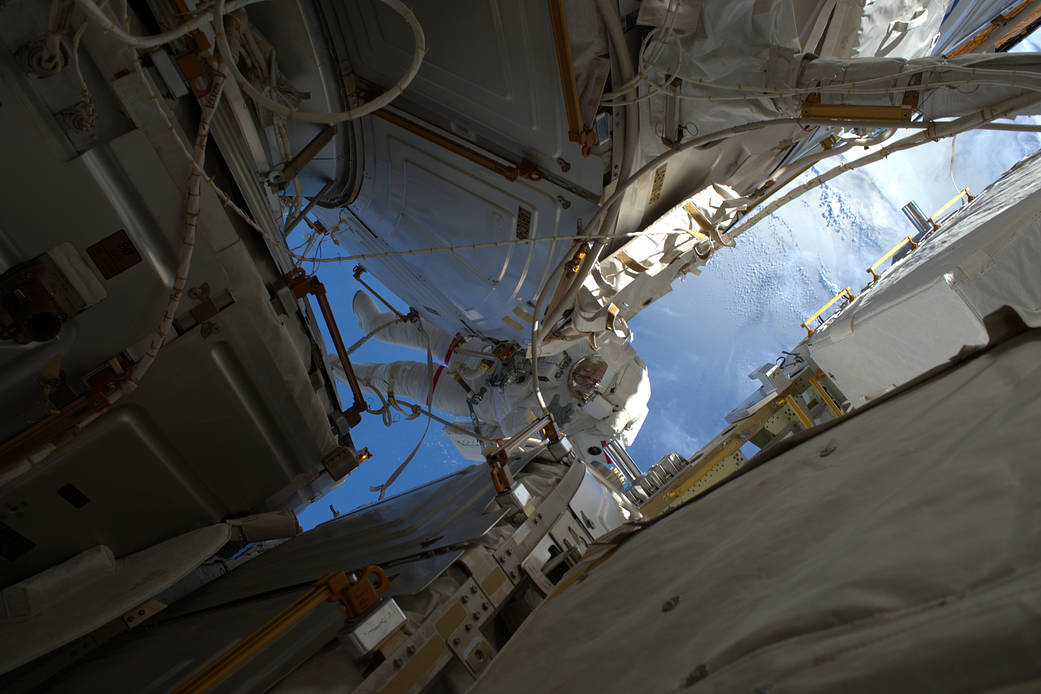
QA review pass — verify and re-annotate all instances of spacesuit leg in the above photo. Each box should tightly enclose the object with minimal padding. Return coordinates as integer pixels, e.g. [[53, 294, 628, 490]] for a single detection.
[[354, 360, 473, 418], [353, 291, 456, 362]]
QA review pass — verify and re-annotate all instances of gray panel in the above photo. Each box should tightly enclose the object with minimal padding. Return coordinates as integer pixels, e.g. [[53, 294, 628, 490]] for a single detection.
[[324, 0, 602, 192], [169, 450, 542, 616], [52, 590, 347, 694], [383, 551, 464, 597], [0, 299, 327, 584]]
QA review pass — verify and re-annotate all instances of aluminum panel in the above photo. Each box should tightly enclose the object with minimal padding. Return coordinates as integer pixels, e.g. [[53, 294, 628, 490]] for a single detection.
[[170, 449, 544, 616], [331, 115, 595, 341]]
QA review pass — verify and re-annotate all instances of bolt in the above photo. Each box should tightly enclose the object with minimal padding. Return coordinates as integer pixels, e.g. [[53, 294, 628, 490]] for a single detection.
[[505, 549, 512, 557], [393, 658, 402, 669], [461, 595, 468, 604], [472, 612, 480, 621], [475, 650, 485, 661], [126, 616, 134, 622], [557, 196, 571, 209], [481, 602, 489, 610], [194, 75, 210, 92], [465, 624, 472, 632], [452, 638, 460, 646], [557, 157, 571, 172], [138, 609, 145, 616], [406, 645, 416, 656], [509, 570, 517, 579], [469, 585, 477, 594]]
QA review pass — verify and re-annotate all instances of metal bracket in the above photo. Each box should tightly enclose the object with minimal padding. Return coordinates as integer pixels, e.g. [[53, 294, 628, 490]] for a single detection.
[[459, 547, 514, 608], [285, 268, 367, 427], [800, 87, 919, 123]]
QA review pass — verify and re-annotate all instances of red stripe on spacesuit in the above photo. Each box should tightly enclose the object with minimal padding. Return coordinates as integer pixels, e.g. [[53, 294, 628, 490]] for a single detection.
[[428, 334, 462, 407], [443, 334, 463, 364]]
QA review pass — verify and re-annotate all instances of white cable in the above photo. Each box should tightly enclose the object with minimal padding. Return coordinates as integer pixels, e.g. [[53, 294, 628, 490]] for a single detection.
[[725, 91, 1041, 240], [213, 0, 425, 122], [600, 60, 1041, 107], [129, 54, 275, 243], [123, 72, 228, 392], [74, 0, 264, 49], [80, 0, 424, 121]]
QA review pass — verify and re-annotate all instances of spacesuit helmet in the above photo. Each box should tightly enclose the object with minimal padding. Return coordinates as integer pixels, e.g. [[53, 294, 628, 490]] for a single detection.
[[569, 355, 608, 402]]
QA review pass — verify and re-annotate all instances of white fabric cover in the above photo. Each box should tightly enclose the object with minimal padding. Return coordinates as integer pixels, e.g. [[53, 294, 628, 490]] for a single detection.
[[0, 524, 231, 675], [817, 0, 945, 59], [473, 331, 1041, 693], [0, 546, 115, 622], [808, 149, 1041, 404], [637, 2, 1040, 159], [226, 511, 301, 542], [798, 53, 1041, 118], [808, 275, 988, 405]]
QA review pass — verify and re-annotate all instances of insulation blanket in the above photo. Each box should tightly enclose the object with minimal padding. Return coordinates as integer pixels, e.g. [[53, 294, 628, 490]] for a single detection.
[[471, 330, 1041, 693]]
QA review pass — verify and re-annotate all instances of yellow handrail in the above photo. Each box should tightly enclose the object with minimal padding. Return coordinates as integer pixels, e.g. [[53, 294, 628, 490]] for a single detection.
[[930, 188, 973, 222], [867, 235, 918, 282], [801, 286, 856, 337], [548, 0, 594, 154]]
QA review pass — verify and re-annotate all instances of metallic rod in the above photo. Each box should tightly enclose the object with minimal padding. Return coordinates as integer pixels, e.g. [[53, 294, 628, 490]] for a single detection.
[[284, 179, 335, 237]]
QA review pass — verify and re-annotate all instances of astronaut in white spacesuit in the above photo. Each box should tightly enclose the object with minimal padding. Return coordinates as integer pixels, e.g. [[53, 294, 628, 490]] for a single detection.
[[341, 291, 651, 462]]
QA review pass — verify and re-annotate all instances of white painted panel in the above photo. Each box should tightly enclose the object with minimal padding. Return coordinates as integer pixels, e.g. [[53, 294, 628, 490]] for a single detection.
[[334, 114, 595, 341]]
